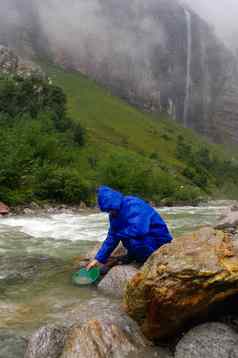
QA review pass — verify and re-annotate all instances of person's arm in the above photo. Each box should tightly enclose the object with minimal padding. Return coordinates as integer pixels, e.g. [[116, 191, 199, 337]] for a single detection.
[[94, 227, 120, 264], [116, 202, 152, 239]]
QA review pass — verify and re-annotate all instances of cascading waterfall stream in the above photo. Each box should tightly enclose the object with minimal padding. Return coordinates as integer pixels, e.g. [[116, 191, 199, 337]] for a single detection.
[[183, 9, 192, 127]]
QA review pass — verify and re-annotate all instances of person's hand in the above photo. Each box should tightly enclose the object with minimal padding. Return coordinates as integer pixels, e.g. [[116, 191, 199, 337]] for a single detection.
[[86, 259, 100, 270]]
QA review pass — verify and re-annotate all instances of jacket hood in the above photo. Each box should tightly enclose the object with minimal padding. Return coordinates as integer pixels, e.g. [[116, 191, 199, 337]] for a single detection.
[[97, 186, 123, 213]]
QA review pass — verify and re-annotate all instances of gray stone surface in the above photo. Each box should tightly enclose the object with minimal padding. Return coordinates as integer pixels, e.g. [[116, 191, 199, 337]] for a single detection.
[[216, 209, 238, 230], [175, 322, 238, 358], [98, 265, 138, 298], [24, 325, 67, 358]]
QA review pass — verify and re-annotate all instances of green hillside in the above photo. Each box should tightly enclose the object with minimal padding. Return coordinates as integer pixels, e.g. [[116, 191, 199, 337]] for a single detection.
[[41, 63, 238, 203], [0, 62, 238, 206]]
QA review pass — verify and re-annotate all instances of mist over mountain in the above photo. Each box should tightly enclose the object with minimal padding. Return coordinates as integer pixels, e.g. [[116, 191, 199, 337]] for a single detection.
[[184, 0, 238, 51], [1, 0, 238, 145]]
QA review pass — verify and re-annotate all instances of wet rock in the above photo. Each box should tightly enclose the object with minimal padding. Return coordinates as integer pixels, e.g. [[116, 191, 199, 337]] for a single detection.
[[61, 318, 148, 358], [98, 265, 138, 298], [25, 325, 67, 358], [0, 330, 27, 358], [26, 299, 159, 358], [216, 208, 238, 230], [0, 255, 64, 287], [0, 202, 10, 216], [175, 322, 238, 358], [124, 227, 238, 340]]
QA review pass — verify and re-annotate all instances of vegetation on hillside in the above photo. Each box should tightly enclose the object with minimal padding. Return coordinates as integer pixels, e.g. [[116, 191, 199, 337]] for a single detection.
[[0, 65, 238, 206]]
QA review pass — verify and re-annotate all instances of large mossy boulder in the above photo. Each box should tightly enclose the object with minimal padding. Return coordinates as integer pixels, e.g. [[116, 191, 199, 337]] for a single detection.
[[124, 227, 238, 340]]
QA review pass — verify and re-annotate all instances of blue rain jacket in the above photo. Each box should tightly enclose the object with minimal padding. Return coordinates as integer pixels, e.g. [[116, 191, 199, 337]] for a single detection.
[[95, 186, 173, 264]]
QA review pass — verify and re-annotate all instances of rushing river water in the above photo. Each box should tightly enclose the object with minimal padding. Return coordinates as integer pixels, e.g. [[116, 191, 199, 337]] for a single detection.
[[0, 205, 227, 336]]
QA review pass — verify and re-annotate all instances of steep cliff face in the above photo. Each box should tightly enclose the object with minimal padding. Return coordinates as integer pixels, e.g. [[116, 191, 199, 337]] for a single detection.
[[1, 0, 238, 145]]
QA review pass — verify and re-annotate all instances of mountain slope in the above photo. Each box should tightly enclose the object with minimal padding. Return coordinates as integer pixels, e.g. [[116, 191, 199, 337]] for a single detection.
[[40, 62, 238, 203]]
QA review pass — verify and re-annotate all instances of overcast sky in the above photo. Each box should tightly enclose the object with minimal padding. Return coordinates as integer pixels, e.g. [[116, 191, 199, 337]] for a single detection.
[[184, 0, 238, 49]]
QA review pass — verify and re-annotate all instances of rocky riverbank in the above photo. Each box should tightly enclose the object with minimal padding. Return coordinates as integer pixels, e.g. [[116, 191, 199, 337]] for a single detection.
[[1, 205, 238, 357]]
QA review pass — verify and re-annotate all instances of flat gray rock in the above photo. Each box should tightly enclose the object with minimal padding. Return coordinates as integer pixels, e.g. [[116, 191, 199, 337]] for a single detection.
[[175, 322, 238, 358], [98, 265, 138, 298]]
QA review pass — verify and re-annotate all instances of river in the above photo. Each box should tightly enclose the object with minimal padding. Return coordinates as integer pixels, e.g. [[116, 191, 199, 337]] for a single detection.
[[0, 205, 227, 336]]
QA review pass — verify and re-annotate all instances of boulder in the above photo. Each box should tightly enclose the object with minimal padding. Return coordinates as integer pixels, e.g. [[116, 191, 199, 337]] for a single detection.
[[98, 265, 138, 298], [24, 325, 67, 358], [216, 208, 238, 231], [124, 227, 238, 340], [26, 299, 161, 358], [60, 318, 148, 358], [175, 322, 238, 358], [0, 202, 10, 215], [0, 330, 27, 358]]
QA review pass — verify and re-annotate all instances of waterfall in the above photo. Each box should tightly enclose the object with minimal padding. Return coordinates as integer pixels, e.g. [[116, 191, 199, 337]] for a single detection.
[[183, 9, 192, 127]]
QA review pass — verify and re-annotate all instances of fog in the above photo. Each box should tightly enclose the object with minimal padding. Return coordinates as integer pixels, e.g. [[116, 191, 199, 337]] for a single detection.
[[184, 0, 238, 50]]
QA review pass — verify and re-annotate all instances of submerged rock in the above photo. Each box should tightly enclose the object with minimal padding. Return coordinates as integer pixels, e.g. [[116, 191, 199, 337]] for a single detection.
[[124, 227, 238, 340], [98, 265, 138, 298], [0, 330, 27, 358], [0, 255, 64, 287], [175, 322, 238, 358]]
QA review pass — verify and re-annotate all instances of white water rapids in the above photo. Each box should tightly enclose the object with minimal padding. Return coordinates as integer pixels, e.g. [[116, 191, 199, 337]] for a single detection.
[[0, 205, 226, 259]]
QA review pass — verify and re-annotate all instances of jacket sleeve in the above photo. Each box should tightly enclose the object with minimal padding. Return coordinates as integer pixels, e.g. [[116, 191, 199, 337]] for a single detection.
[[116, 202, 152, 239], [95, 227, 120, 264]]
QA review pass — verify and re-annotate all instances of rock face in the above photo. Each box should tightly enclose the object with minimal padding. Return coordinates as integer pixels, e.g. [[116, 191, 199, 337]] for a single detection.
[[25, 299, 160, 358], [0, 45, 43, 78], [98, 265, 138, 298], [0, 330, 27, 358], [175, 322, 238, 358], [124, 227, 238, 340], [0, 202, 10, 215]]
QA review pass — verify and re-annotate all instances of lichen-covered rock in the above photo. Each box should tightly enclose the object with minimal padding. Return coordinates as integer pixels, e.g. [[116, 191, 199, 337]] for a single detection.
[[124, 227, 238, 340], [0, 330, 27, 358], [98, 265, 138, 298], [175, 323, 238, 358], [25, 325, 67, 358]]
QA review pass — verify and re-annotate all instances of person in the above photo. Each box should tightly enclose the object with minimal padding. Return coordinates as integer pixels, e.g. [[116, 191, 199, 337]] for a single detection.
[[87, 186, 173, 270]]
